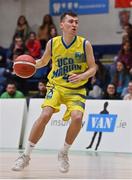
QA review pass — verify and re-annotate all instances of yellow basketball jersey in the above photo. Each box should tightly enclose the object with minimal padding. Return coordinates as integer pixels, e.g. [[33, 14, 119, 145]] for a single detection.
[[48, 36, 88, 88]]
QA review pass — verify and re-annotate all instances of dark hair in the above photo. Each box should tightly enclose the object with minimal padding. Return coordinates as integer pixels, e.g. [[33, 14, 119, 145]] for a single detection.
[[38, 79, 46, 84], [40, 14, 54, 29], [128, 80, 132, 84], [107, 83, 117, 90], [43, 14, 53, 25], [49, 25, 58, 37], [14, 48, 24, 56], [119, 41, 132, 55], [6, 81, 17, 87], [29, 31, 36, 36], [113, 61, 129, 87], [60, 12, 78, 22], [17, 15, 28, 26], [106, 83, 117, 94]]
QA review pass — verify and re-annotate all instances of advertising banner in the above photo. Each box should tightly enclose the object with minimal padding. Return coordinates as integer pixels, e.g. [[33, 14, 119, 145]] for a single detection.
[[23, 99, 132, 153], [0, 99, 27, 148], [50, 0, 109, 16]]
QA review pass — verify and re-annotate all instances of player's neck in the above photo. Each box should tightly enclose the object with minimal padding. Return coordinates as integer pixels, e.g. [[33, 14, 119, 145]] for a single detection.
[[62, 34, 76, 46]]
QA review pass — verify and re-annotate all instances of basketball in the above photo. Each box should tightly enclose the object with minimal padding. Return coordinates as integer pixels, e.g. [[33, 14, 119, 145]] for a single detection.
[[13, 54, 36, 78]]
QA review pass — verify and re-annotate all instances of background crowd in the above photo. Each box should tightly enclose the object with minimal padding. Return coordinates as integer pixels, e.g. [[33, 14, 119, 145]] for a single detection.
[[0, 13, 132, 101]]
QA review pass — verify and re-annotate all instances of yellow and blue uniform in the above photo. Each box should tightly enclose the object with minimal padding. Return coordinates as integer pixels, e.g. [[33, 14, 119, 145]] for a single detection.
[[41, 35, 88, 120]]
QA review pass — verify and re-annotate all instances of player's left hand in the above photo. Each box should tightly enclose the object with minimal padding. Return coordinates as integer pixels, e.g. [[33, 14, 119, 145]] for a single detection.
[[68, 73, 84, 83]]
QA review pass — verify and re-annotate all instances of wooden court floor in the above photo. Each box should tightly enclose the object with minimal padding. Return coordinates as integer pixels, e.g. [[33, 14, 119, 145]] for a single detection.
[[0, 149, 132, 179]]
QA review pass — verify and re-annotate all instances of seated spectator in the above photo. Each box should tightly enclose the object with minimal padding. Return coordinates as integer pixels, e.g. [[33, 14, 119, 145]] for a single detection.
[[26, 32, 41, 59], [102, 83, 121, 100], [37, 14, 55, 50], [32, 80, 47, 98], [116, 41, 132, 72], [122, 24, 132, 44], [111, 61, 130, 95], [0, 46, 7, 67], [0, 68, 7, 94], [7, 48, 25, 73], [110, 40, 132, 79], [0, 81, 25, 98], [123, 81, 132, 100], [94, 60, 110, 91], [49, 25, 58, 39], [119, 10, 132, 30], [13, 15, 31, 42], [121, 87, 128, 98], [7, 35, 26, 61], [7, 49, 29, 96], [87, 76, 103, 99]]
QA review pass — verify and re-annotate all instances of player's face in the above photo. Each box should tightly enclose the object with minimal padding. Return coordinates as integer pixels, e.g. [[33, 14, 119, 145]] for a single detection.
[[60, 15, 79, 36]]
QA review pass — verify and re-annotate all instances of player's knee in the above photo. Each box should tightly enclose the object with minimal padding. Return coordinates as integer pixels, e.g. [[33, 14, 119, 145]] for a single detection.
[[71, 111, 83, 123], [71, 114, 82, 125], [38, 109, 53, 125]]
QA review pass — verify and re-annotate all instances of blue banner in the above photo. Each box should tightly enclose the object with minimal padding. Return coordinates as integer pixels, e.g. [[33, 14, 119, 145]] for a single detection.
[[50, 0, 109, 16], [86, 114, 117, 132]]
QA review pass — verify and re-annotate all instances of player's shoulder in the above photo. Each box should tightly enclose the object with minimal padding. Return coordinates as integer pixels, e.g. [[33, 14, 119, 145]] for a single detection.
[[77, 35, 85, 41], [52, 35, 62, 42], [76, 36, 93, 52], [76, 36, 91, 49], [77, 35, 90, 43], [47, 36, 61, 47], [77, 35, 89, 45]]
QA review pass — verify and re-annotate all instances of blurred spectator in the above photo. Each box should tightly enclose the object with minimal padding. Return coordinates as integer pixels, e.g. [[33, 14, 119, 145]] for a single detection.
[[13, 15, 31, 42], [6, 36, 26, 83], [119, 10, 132, 30], [123, 81, 132, 100], [0, 46, 7, 67], [49, 25, 58, 39], [26, 32, 41, 59], [7, 48, 25, 73], [111, 61, 130, 95], [121, 88, 128, 98], [37, 14, 55, 50], [7, 36, 26, 61], [122, 24, 132, 44], [109, 40, 132, 81], [94, 60, 110, 91], [0, 81, 25, 98], [87, 76, 103, 99], [8, 49, 29, 96], [32, 80, 47, 98], [11, 75, 29, 96], [102, 83, 121, 100], [116, 41, 132, 72], [0, 46, 12, 94], [0, 68, 7, 94]]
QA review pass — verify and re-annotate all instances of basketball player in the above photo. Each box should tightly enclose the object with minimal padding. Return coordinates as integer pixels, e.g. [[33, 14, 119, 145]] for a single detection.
[[12, 12, 96, 173]]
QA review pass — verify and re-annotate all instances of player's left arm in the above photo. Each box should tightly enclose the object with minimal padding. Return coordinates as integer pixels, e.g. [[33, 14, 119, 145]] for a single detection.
[[68, 41, 97, 83]]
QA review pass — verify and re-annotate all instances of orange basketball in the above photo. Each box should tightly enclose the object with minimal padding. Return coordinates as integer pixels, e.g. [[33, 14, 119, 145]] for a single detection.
[[13, 55, 36, 78]]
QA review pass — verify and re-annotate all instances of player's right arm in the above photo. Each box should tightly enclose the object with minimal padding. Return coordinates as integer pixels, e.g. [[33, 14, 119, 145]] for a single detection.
[[35, 40, 51, 69]]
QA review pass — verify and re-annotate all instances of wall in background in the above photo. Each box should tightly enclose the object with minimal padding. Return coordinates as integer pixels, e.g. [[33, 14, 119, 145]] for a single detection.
[[0, 0, 132, 47], [0, 0, 49, 47]]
